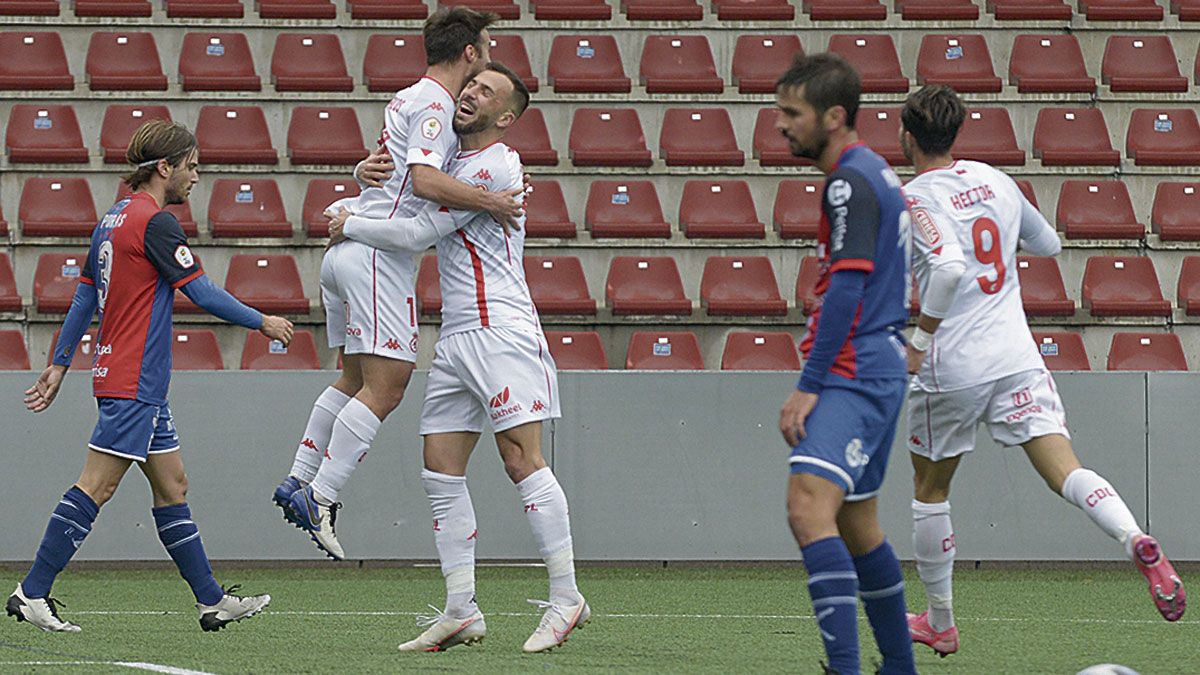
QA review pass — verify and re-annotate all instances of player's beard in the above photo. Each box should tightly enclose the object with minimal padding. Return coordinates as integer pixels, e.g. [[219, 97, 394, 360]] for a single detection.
[[453, 109, 495, 136], [789, 125, 829, 161], [164, 176, 189, 205]]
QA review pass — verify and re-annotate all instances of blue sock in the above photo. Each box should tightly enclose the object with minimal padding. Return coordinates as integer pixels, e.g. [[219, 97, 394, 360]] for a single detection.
[[802, 536, 861, 675], [853, 540, 916, 675], [22, 487, 99, 599], [152, 503, 224, 606]]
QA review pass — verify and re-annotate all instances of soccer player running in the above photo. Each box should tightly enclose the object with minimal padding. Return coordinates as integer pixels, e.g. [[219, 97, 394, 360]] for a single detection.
[[775, 54, 917, 675], [273, 7, 525, 560], [900, 85, 1186, 657], [9, 120, 294, 633]]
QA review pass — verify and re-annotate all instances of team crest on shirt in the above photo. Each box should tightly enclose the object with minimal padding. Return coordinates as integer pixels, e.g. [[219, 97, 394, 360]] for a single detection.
[[827, 179, 852, 206], [421, 117, 442, 140], [912, 208, 941, 247], [174, 245, 194, 268]]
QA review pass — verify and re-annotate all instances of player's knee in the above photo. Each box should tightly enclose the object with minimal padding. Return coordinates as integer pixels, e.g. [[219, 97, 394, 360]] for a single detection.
[[78, 478, 120, 507], [786, 490, 833, 544], [502, 453, 543, 483], [913, 472, 951, 503]]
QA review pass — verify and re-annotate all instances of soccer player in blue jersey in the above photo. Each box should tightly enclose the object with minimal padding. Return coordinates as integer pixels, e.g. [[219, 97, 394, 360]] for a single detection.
[[774, 54, 917, 675], [8, 121, 294, 633]]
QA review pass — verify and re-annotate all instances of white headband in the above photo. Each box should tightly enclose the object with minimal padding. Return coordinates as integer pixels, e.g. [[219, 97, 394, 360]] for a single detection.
[[136, 157, 168, 168]]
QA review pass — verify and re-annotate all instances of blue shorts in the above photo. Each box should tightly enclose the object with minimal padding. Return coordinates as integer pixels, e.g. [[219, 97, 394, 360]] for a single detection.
[[788, 377, 906, 502], [88, 398, 180, 462]]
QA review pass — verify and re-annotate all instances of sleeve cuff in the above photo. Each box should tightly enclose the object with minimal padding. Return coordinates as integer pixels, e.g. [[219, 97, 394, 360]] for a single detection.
[[830, 259, 875, 274], [797, 375, 823, 395], [79, 277, 94, 286], [171, 269, 205, 290]]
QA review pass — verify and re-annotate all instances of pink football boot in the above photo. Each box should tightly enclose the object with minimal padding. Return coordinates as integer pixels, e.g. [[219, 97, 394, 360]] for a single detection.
[[1132, 535, 1186, 621], [907, 611, 958, 657]]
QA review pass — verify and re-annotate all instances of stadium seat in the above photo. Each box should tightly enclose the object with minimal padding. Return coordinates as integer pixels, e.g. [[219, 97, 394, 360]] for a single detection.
[[1101, 36, 1187, 92], [855, 108, 907, 166], [0, 32, 72, 90], [898, 0, 978, 18], [547, 35, 630, 93], [1032, 108, 1120, 167], [364, 35, 425, 92], [1082, 256, 1171, 317], [916, 35, 1000, 93], [714, 0, 793, 19], [952, 109, 1024, 166], [1080, 0, 1162, 20], [114, 183, 197, 237], [804, 0, 886, 20], [1016, 256, 1074, 316], [826, 35, 907, 93], [1126, 109, 1200, 166], [1008, 35, 1094, 93], [1176, 0, 1200, 19], [303, 179, 360, 237], [440, 0, 520, 19], [1031, 332, 1090, 371], [75, 0, 151, 17], [241, 331, 320, 370], [0, 331, 29, 370], [287, 107, 367, 165], [259, 0, 335, 18], [679, 181, 764, 239], [989, 0, 1072, 19], [1056, 181, 1144, 239], [1152, 182, 1200, 241], [544, 331, 608, 369], [626, 332, 704, 370], [20, 179, 95, 237], [33, 253, 89, 313], [0, 1, 58, 15], [531, 0, 612, 19], [700, 257, 786, 316], [416, 256, 441, 315], [225, 255, 309, 314], [585, 181, 671, 238], [5, 105, 87, 164], [179, 33, 260, 91], [774, 181, 822, 239], [85, 32, 165, 90], [660, 109, 743, 167], [1108, 333, 1187, 371], [172, 330, 224, 370], [195, 106, 277, 164], [505, 108, 557, 166], [606, 257, 692, 315], [640, 36, 723, 94], [1016, 179, 1040, 209], [523, 256, 597, 315], [795, 256, 819, 314], [271, 34, 352, 92], [569, 109, 652, 167], [1177, 256, 1200, 314], [489, 35, 537, 92], [100, 105, 172, 164], [525, 180, 577, 238], [167, 0, 243, 16], [732, 35, 803, 94], [49, 329, 100, 370], [348, 0, 427, 18], [623, 0, 703, 20], [0, 252, 20, 312], [721, 332, 800, 371], [209, 180, 292, 238], [753, 108, 812, 167]]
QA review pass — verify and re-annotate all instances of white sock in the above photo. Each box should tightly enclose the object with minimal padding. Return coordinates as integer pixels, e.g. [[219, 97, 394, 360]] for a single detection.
[[310, 398, 380, 504], [1060, 468, 1143, 558], [913, 499, 955, 632], [421, 469, 478, 619], [289, 387, 352, 482], [515, 467, 580, 605]]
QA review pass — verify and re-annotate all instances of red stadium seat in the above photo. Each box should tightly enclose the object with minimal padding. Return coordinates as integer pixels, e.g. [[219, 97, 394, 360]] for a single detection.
[[1080, 0, 1162, 20], [259, 0, 336, 18], [20, 179, 95, 237], [525, 180, 577, 238], [1177, 256, 1200, 314], [721, 332, 800, 371], [1102, 36, 1187, 92], [623, 0, 703, 20], [364, 35, 425, 93], [1016, 257, 1074, 316], [569, 109, 652, 167], [49, 329, 100, 370], [700, 256, 786, 316], [545, 331, 608, 369], [0, 1, 58, 15], [547, 35, 630, 93], [753, 108, 812, 167], [715, 0, 793, 19], [952, 108, 1024, 166], [827, 35, 907, 93], [506, 109, 558, 166], [606, 257, 691, 315], [1016, 179, 1040, 209], [1032, 332, 1090, 371], [795, 256, 819, 315], [660, 109, 743, 167], [225, 255, 309, 314], [85, 32, 165, 90], [523, 256, 597, 315], [1032, 108, 1120, 167], [626, 331, 704, 370], [114, 183, 197, 238], [287, 107, 367, 165], [271, 34, 352, 92], [0, 252, 21, 312], [989, 0, 1072, 19], [898, 0, 978, 18], [489, 35, 537, 92], [1126, 109, 1200, 166], [1008, 35, 1094, 93], [75, 0, 151, 16], [241, 331, 320, 370], [0, 330, 29, 370], [172, 330, 224, 370], [804, 0, 886, 20], [640, 36, 723, 94], [196, 106, 277, 165], [209, 180, 292, 238], [6, 105, 87, 164], [417, 256, 441, 315], [1152, 182, 1200, 241], [774, 181, 822, 239], [585, 181, 671, 238], [1176, 0, 1200, 19], [1108, 333, 1187, 371], [349, 0, 427, 18], [179, 33, 260, 92], [679, 180, 764, 239], [856, 107, 907, 166], [34, 253, 89, 313], [1082, 256, 1171, 317], [167, 0, 243, 16], [531, 0, 612, 18], [1056, 181, 1144, 239], [0, 32, 72, 90], [732, 35, 803, 94], [303, 179, 360, 237], [440, 0, 520, 19], [100, 105, 172, 164], [916, 35, 1000, 93]]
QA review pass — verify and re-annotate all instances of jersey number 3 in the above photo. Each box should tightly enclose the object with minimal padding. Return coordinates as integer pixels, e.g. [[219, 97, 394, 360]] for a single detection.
[[971, 217, 1005, 295], [96, 240, 114, 311]]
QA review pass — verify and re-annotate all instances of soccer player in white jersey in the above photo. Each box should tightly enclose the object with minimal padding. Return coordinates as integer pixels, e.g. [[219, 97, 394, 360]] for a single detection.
[[272, 7, 526, 560], [900, 85, 1186, 657], [327, 63, 587, 654]]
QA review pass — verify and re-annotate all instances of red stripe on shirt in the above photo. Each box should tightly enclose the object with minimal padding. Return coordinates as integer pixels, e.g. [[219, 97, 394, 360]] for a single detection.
[[458, 230, 489, 327], [170, 268, 204, 290], [387, 168, 413, 220], [830, 259, 875, 274], [80, 277, 95, 286]]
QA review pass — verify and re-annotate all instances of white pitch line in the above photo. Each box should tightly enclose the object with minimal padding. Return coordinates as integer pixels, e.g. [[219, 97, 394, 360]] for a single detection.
[[0, 660, 214, 675]]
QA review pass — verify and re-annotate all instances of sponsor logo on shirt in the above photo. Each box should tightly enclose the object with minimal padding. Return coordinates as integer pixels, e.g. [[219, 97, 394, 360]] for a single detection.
[[827, 178, 852, 207], [96, 343, 113, 356], [912, 208, 941, 248], [421, 117, 442, 141], [473, 168, 493, 182], [174, 245, 194, 268]]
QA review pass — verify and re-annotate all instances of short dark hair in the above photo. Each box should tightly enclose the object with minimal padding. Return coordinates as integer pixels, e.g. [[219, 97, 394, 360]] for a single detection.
[[122, 120, 197, 190], [486, 61, 529, 119], [775, 53, 862, 129], [901, 85, 966, 156], [423, 7, 498, 66]]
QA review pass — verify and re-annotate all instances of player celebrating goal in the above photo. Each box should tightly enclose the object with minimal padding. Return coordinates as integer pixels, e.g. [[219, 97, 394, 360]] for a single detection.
[[8, 121, 293, 633], [900, 85, 1186, 657]]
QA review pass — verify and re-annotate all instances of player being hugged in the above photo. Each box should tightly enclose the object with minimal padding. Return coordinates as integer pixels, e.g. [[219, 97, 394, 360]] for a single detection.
[[9, 120, 294, 633]]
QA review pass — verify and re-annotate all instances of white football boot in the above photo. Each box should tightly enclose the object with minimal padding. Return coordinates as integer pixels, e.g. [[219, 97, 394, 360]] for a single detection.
[[398, 605, 486, 652], [522, 596, 590, 653], [197, 587, 271, 632], [6, 584, 81, 633]]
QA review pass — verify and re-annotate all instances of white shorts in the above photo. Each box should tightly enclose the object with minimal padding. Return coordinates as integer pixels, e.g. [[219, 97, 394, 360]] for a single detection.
[[907, 368, 1071, 461], [419, 326, 561, 435], [321, 241, 418, 362]]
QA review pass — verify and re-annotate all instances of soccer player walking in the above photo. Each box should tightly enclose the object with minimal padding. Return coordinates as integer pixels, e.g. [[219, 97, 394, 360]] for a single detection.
[[8, 121, 294, 633]]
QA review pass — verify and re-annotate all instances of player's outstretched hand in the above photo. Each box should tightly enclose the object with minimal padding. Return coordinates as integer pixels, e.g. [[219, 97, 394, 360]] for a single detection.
[[260, 316, 295, 347], [25, 364, 67, 413], [356, 145, 395, 188], [779, 390, 819, 447], [906, 344, 926, 374], [484, 187, 525, 233]]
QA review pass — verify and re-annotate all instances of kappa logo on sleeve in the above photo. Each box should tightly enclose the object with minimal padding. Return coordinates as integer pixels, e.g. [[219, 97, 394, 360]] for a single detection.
[[174, 245, 194, 268], [421, 117, 442, 141]]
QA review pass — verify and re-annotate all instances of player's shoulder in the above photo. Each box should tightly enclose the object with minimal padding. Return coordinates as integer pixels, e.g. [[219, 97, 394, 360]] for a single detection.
[[453, 142, 522, 187]]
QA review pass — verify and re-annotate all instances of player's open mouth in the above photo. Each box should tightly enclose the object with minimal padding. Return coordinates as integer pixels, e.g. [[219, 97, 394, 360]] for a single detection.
[[458, 102, 474, 116]]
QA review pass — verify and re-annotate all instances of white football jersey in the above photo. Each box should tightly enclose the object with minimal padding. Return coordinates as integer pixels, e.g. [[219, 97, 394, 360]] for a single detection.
[[907, 160, 1051, 392]]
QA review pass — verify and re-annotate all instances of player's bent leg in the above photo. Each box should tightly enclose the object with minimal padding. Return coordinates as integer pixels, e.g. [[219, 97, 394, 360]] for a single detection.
[[908, 452, 961, 650]]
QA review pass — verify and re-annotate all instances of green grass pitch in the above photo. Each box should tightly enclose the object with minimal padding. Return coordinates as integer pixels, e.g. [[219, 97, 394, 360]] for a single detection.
[[1, 564, 1194, 674]]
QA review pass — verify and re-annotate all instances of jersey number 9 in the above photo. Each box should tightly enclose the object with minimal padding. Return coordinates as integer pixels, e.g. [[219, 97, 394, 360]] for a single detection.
[[971, 217, 1005, 295]]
